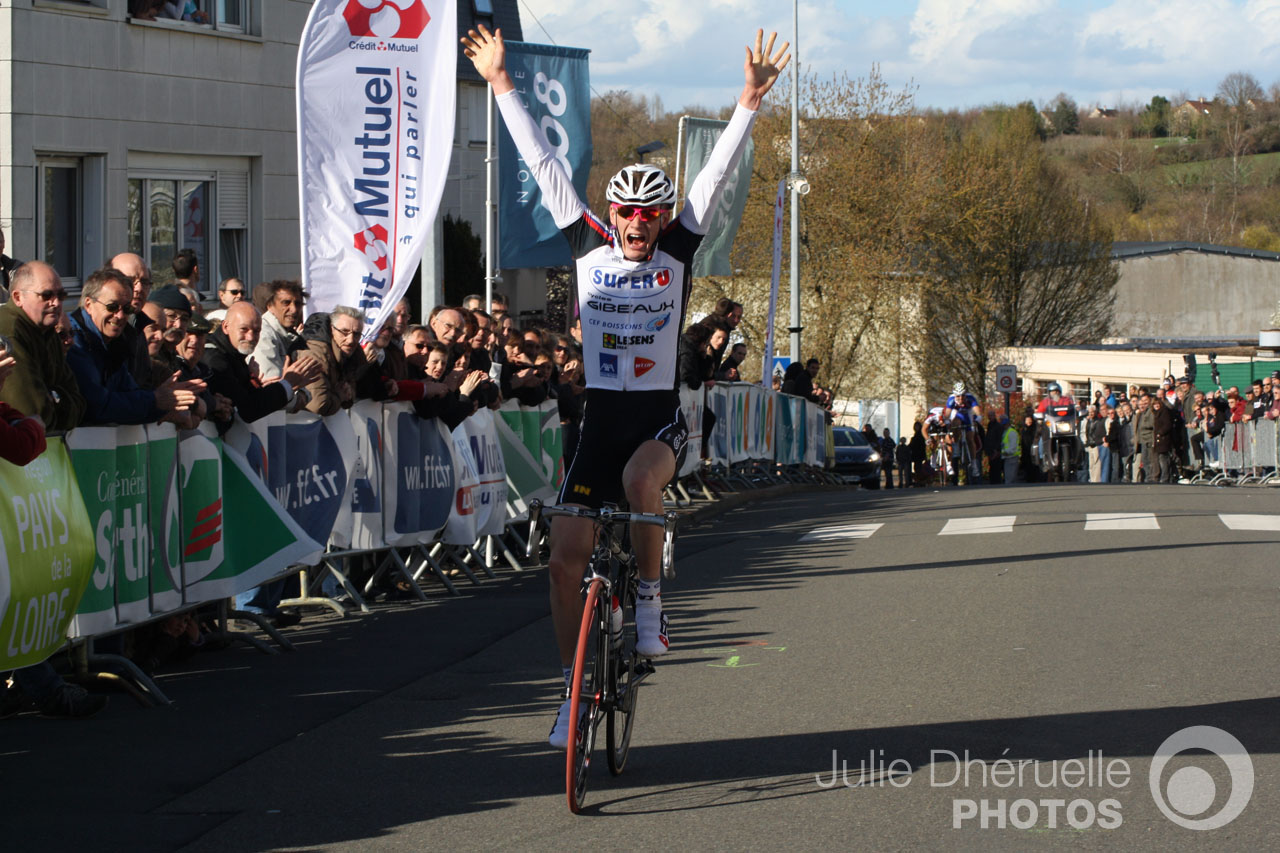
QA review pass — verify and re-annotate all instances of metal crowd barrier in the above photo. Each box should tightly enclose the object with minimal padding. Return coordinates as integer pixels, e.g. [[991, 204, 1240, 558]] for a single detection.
[[1185, 418, 1280, 487]]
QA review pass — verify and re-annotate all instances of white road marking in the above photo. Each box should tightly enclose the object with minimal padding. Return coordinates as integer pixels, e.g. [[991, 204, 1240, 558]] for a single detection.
[[800, 523, 884, 542], [1218, 514, 1280, 531], [938, 516, 1017, 535], [1084, 512, 1159, 531]]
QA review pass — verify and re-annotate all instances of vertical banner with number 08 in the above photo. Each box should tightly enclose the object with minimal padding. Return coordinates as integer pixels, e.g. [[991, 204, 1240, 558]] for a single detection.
[[497, 41, 592, 269]]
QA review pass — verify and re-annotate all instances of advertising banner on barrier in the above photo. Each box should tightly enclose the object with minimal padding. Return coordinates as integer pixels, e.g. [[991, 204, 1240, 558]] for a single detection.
[[496, 399, 563, 514], [678, 387, 705, 477], [247, 412, 357, 552], [66, 426, 149, 635], [296, 0, 456, 341], [145, 424, 182, 616], [348, 400, 387, 550], [497, 41, 592, 268], [443, 426, 479, 545], [0, 439, 95, 670], [804, 401, 826, 467], [383, 403, 456, 545], [463, 408, 507, 536], [707, 384, 730, 467], [775, 394, 801, 465]]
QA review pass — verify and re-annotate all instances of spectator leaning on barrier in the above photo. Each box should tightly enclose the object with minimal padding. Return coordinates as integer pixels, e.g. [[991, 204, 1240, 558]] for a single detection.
[[781, 357, 820, 403], [252, 280, 307, 379], [0, 261, 86, 428], [0, 226, 22, 302], [301, 306, 366, 415], [717, 341, 747, 382], [203, 301, 322, 423], [68, 268, 207, 425]]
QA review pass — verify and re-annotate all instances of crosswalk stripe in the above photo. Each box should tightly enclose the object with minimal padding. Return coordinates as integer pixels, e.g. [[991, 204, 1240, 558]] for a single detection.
[[1084, 512, 1159, 531], [939, 516, 1017, 535], [1218, 514, 1280, 531], [800, 523, 884, 542]]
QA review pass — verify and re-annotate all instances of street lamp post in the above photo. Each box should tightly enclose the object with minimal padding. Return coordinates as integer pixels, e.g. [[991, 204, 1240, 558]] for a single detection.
[[788, 0, 802, 363]]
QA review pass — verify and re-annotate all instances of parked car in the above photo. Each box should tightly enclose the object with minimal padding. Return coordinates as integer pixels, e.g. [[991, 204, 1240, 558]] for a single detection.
[[832, 426, 882, 488]]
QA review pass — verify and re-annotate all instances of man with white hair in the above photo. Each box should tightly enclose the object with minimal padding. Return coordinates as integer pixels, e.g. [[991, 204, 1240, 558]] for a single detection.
[[202, 301, 320, 422]]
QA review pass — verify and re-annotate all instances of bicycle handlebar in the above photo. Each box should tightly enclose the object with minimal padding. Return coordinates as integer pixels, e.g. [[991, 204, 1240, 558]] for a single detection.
[[525, 500, 680, 579]]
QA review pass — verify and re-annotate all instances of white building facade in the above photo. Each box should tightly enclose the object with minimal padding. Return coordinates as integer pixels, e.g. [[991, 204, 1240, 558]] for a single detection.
[[1, 0, 541, 314]]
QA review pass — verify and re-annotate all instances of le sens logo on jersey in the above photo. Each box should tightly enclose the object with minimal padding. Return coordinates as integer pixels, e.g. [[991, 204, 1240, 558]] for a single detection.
[[634, 357, 656, 377], [603, 333, 655, 349], [590, 266, 674, 298]]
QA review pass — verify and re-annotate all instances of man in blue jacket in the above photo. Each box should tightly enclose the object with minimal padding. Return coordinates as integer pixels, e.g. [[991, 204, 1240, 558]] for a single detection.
[[67, 267, 205, 425]]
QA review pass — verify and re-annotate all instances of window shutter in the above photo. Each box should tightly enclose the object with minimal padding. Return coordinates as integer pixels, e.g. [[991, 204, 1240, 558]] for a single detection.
[[217, 170, 249, 228]]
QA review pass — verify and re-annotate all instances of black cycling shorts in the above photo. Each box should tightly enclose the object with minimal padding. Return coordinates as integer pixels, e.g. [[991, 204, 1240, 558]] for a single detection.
[[558, 388, 688, 509]]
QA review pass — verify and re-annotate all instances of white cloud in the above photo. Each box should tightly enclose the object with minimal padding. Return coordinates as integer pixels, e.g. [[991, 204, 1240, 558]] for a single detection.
[[515, 0, 1280, 112]]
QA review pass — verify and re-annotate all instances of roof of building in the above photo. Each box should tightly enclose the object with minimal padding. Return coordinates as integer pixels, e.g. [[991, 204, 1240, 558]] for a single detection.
[[1176, 99, 1215, 114], [1111, 241, 1280, 262], [456, 0, 524, 84]]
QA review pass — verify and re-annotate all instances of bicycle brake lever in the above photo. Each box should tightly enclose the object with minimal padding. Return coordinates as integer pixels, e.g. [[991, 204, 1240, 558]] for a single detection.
[[526, 499, 543, 559]]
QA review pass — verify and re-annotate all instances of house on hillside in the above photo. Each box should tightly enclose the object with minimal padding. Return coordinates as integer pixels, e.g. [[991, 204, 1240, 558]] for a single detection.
[[1172, 98, 1215, 134], [1089, 107, 1119, 119]]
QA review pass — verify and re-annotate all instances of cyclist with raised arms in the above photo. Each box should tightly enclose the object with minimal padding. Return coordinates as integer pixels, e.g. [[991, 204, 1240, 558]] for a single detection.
[[462, 25, 790, 748]]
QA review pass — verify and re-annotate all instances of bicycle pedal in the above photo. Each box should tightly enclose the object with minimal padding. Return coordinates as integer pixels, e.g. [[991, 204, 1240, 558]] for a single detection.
[[633, 659, 656, 676]]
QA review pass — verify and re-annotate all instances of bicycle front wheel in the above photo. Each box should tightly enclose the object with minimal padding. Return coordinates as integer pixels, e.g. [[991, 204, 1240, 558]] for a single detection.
[[567, 578, 607, 814]]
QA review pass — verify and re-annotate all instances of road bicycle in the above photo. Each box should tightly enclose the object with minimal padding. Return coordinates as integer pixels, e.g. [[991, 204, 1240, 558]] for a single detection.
[[526, 499, 679, 813]]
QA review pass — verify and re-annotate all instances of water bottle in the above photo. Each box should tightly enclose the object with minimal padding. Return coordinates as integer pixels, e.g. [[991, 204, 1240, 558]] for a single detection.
[[609, 595, 623, 648]]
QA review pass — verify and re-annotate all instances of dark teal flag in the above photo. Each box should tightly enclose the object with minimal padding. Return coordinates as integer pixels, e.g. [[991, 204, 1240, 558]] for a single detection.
[[682, 117, 755, 277], [498, 42, 592, 268]]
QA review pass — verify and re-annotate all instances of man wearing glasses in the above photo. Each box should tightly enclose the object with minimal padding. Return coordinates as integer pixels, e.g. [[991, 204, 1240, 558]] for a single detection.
[[463, 25, 789, 747], [206, 276, 247, 323], [0, 260, 85, 428], [429, 307, 466, 349], [107, 252, 158, 386], [67, 268, 206, 425]]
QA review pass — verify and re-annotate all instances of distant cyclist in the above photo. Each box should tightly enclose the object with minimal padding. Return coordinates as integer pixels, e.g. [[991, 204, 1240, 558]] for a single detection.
[[945, 381, 982, 475], [462, 24, 790, 749]]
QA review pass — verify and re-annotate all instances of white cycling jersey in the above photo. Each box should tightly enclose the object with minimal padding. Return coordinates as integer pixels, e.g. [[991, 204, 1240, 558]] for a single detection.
[[495, 90, 756, 391]]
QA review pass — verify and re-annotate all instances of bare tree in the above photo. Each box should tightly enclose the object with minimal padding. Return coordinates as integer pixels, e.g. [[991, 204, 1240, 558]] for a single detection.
[[911, 108, 1118, 397], [1216, 71, 1264, 108]]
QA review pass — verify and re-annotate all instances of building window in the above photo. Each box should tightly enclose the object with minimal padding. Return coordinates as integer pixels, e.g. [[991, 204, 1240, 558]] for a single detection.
[[39, 161, 81, 281], [129, 173, 247, 296], [128, 0, 252, 35]]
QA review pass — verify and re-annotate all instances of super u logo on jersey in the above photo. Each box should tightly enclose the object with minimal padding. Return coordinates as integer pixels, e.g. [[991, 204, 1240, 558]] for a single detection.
[[590, 266, 674, 298]]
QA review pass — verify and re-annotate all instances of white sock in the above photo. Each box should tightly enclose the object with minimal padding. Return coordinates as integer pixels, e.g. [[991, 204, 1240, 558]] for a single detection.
[[637, 578, 661, 609]]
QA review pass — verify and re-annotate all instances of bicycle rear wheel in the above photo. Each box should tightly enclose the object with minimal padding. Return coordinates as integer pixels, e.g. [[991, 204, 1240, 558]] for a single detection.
[[567, 578, 607, 814], [607, 587, 639, 776]]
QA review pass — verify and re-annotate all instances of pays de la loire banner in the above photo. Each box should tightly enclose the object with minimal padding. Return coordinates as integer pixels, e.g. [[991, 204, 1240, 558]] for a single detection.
[[297, 0, 456, 340], [498, 42, 592, 268]]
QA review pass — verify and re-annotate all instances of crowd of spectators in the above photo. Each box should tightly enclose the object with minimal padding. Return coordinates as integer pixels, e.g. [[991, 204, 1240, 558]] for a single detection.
[[0, 245, 611, 718], [885, 375, 1280, 489]]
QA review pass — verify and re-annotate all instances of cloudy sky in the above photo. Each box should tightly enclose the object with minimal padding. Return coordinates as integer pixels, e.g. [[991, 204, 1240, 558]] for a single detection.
[[515, 0, 1280, 112]]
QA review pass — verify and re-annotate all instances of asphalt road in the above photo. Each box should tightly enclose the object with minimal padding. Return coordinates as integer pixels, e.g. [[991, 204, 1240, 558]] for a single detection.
[[7, 481, 1280, 851]]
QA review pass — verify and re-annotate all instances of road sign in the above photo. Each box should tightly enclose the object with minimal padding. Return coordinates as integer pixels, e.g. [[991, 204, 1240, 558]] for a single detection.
[[772, 357, 791, 379], [996, 364, 1018, 394]]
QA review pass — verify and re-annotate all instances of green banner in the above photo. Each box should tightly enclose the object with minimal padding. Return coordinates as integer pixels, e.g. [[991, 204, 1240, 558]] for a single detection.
[[0, 438, 95, 670], [496, 400, 563, 513], [683, 116, 755, 277]]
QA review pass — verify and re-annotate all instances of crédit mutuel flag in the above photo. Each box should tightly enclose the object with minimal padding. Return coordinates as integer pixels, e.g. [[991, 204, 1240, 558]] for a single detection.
[[297, 0, 456, 341]]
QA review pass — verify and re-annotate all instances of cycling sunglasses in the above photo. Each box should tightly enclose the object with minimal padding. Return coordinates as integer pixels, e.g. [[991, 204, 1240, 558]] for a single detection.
[[610, 203, 669, 222]]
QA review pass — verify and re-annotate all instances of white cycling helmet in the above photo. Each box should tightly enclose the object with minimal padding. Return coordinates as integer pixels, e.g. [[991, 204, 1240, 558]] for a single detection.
[[606, 164, 676, 208], [952, 381, 965, 396]]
